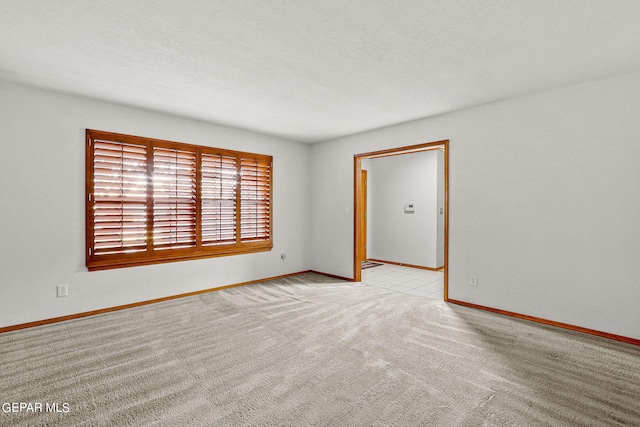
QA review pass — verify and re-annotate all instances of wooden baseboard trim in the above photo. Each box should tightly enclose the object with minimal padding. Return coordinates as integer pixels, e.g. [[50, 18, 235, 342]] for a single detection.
[[368, 259, 443, 272], [448, 299, 640, 347], [0, 270, 312, 335], [309, 270, 354, 282]]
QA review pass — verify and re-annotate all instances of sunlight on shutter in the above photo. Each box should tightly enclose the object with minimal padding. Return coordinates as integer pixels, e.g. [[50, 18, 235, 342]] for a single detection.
[[92, 140, 148, 255], [240, 157, 271, 242], [201, 153, 237, 245], [152, 147, 197, 250]]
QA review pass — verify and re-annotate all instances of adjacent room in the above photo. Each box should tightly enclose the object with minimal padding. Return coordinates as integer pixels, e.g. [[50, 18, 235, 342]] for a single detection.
[[1, 1, 639, 425]]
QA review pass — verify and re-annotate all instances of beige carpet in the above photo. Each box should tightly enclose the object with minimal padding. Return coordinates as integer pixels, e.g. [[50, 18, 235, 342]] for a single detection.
[[1, 272, 639, 426]]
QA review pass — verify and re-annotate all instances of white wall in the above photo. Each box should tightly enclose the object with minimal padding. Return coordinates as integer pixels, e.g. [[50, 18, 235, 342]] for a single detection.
[[365, 150, 441, 268], [310, 71, 640, 340], [0, 82, 310, 328]]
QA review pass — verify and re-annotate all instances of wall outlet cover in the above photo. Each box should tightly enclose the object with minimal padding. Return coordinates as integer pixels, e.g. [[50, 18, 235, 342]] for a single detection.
[[57, 284, 68, 297]]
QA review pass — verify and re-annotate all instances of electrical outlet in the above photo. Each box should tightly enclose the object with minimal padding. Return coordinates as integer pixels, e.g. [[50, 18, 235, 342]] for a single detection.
[[469, 275, 478, 286], [57, 284, 68, 297], [280, 252, 286, 262]]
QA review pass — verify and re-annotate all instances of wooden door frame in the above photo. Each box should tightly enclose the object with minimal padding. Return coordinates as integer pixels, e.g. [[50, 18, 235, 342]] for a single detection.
[[360, 170, 367, 260], [353, 140, 449, 300]]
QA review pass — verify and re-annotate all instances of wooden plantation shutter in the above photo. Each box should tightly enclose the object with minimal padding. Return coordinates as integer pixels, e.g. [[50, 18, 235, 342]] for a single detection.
[[90, 139, 148, 256], [152, 146, 197, 250], [240, 157, 272, 242], [201, 153, 237, 246], [86, 130, 272, 271]]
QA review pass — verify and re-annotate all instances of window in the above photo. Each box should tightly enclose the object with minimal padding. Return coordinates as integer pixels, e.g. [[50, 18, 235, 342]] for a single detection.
[[86, 130, 272, 271]]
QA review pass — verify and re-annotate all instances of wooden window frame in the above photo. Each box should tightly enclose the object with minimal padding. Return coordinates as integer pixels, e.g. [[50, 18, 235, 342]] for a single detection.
[[86, 129, 273, 271]]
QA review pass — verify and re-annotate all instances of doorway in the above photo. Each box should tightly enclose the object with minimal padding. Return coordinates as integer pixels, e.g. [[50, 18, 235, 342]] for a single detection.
[[353, 140, 449, 300]]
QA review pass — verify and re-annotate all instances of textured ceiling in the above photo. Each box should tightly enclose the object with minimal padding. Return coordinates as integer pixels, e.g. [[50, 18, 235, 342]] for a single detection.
[[1, 1, 640, 143]]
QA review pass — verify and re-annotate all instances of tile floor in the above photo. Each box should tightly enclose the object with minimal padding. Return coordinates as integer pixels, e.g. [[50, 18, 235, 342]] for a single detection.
[[361, 262, 444, 300]]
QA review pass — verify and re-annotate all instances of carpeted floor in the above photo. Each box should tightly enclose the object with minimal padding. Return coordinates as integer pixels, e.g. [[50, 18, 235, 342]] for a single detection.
[[1, 272, 639, 426]]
